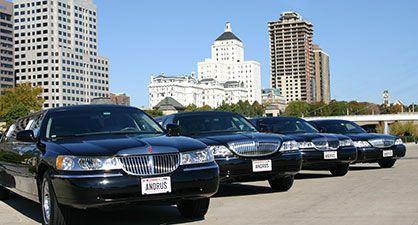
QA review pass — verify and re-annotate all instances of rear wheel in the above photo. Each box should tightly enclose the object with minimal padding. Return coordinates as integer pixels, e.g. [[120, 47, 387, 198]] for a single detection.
[[0, 186, 10, 200], [268, 175, 294, 192], [378, 159, 396, 168], [41, 172, 78, 225], [330, 164, 349, 176], [177, 198, 210, 219]]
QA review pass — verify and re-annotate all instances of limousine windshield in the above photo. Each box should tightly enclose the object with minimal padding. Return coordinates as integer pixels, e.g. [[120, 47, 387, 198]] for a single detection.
[[263, 118, 318, 134], [314, 120, 366, 134], [175, 113, 257, 136], [45, 108, 164, 139]]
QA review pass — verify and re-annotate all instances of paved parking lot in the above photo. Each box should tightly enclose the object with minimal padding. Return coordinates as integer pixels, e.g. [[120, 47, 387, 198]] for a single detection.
[[1, 144, 418, 225]]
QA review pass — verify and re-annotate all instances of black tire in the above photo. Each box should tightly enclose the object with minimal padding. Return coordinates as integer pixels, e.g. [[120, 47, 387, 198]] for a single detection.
[[177, 198, 210, 219], [41, 172, 78, 225], [0, 186, 10, 200], [330, 164, 349, 176], [378, 159, 396, 168], [268, 175, 294, 192]]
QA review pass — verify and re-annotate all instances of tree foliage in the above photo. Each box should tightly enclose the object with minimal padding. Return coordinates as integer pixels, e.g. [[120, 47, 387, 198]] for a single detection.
[[184, 101, 264, 118], [144, 109, 163, 118], [0, 84, 44, 125], [284, 100, 381, 117]]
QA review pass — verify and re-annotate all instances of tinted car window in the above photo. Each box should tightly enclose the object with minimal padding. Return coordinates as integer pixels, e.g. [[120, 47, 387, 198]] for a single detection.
[[316, 121, 366, 134], [175, 113, 257, 135], [262, 118, 318, 134], [45, 108, 164, 138]]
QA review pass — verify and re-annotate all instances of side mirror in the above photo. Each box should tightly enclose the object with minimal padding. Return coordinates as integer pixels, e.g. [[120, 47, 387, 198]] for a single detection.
[[259, 124, 269, 133], [166, 124, 181, 137], [16, 130, 36, 143]]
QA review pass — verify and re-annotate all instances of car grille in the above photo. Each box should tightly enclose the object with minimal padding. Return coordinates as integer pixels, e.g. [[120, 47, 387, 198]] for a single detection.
[[118, 153, 180, 176], [228, 141, 280, 157], [312, 139, 340, 151], [369, 139, 394, 148]]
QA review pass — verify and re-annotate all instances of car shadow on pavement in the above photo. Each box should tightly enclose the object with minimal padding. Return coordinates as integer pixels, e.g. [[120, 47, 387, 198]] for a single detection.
[[295, 173, 334, 180], [349, 166, 381, 171], [2, 195, 203, 225], [214, 183, 273, 198], [3, 195, 42, 223]]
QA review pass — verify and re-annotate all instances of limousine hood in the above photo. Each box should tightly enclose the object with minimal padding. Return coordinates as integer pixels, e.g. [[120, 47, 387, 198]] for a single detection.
[[284, 133, 349, 142], [50, 135, 207, 156], [193, 132, 290, 146], [344, 133, 397, 141]]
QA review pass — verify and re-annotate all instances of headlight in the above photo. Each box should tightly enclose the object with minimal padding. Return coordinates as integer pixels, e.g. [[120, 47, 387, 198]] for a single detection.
[[339, 139, 354, 147], [280, 141, 299, 152], [56, 156, 122, 171], [298, 141, 315, 149], [180, 148, 214, 165], [395, 138, 403, 145], [208, 145, 234, 157], [353, 141, 371, 148]]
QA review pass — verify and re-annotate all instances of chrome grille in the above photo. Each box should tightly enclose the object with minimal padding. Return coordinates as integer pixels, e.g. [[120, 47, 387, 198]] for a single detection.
[[312, 139, 339, 151], [228, 141, 280, 157], [369, 139, 395, 148], [118, 153, 180, 176]]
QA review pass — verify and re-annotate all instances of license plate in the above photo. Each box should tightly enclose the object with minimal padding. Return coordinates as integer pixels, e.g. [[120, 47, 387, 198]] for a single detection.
[[383, 150, 393, 157], [141, 177, 171, 195], [324, 151, 338, 160], [252, 160, 272, 172]]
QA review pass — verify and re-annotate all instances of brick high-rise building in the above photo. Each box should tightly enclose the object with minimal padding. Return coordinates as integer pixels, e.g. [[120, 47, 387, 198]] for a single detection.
[[268, 12, 314, 103], [13, 0, 109, 109], [0, 0, 14, 94], [313, 44, 330, 103]]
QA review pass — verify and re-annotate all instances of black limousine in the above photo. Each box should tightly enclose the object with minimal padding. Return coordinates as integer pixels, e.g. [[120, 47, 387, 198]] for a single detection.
[[309, 119, 406, 168], [156, 111, 302, 192], [251, 117, 357, 176], [0, 105, 219, 225]]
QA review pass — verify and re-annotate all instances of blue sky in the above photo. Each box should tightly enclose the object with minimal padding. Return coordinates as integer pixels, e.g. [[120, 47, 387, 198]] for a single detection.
[[96, 0, 418, 107]]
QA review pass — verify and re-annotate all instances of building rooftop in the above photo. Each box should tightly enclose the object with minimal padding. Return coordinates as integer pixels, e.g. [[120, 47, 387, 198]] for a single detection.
[[215, 22, 242, 42]]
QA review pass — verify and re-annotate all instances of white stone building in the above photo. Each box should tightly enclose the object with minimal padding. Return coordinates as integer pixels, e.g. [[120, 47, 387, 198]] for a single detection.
[[148, 74, 246, 108], [14, 0, 109, 109], [148, 22, 262, 109], [198, 22, 262, 104]]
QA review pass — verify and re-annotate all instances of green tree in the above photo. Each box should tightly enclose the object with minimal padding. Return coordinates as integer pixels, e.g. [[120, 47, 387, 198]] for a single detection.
[[185, 104, 197, 112], [0, 84, 44, 125], [284, 101, 311, 117], [144, 109, 163, 118]]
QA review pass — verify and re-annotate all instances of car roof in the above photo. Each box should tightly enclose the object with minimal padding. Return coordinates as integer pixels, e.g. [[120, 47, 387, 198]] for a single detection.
[[169, 110, 240, 117], [253, 116, 306, 122], [310, 119, 351, 123], [46, 104, 138, 113]]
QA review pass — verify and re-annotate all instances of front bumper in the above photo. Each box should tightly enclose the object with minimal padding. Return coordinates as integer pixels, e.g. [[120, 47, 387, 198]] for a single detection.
[[355, 144, 406, 163], [301, 146, 357, 169], [51, 162, 219, 209], [216, 151, 302, 183]]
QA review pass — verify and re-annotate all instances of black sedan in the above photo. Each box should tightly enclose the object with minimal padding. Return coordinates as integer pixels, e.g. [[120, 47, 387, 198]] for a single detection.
[[157, 111, 302, 192], [309, 119, 406, 168], [251, 117, 357, 176], [0, 105, 219, 225]]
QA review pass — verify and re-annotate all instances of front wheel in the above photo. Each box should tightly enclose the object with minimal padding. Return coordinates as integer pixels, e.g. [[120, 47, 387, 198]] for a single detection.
[[41, 172, 78, 225], [330, 164, 349, 176], [177, 198, 210, 219], [378, 159, 396, 168], [0, 186, 10, 200], [268, 175, 294, 192]]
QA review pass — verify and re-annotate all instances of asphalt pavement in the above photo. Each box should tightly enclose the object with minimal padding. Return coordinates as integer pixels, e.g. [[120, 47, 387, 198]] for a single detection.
[[1, 144, 417, 225]]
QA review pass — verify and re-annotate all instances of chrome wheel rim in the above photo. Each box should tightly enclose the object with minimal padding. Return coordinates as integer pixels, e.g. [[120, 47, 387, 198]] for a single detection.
[[42, 181, 51, 224]]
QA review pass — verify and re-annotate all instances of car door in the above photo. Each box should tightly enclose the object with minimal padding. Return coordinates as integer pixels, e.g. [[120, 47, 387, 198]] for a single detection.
[[0, 122, 18, 189], [2, 114, 42, 199]]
